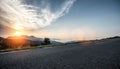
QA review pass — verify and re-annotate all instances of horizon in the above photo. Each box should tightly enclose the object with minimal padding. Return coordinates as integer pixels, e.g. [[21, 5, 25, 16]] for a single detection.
[[0, 0, 120, 42], [1, 35, 120, 43]]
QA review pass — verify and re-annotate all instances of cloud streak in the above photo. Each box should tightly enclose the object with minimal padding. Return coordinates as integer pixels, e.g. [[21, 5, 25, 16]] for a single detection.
[[0, 0, 76, 33]]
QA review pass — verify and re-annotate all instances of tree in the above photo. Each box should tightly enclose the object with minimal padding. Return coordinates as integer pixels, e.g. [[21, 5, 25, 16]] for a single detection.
[[43, 38, 51, 45]]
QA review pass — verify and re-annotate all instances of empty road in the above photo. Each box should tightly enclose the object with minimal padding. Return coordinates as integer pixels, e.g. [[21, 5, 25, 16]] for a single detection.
[[0, 39, 120, 69]]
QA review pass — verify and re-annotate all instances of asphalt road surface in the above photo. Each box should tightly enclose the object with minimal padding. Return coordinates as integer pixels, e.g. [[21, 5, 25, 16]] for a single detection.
[[0, 40, 120, 69]]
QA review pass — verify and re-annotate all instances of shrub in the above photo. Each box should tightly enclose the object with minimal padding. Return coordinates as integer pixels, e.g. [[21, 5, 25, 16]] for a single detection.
[[43, 38, 51, 45]]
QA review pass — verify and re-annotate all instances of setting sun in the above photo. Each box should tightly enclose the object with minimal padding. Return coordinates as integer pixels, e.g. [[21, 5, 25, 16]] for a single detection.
[[14, 31, 22, 36]]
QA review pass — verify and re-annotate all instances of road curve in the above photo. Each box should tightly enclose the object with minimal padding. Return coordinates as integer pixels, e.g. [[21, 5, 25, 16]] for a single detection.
[[0, 42, 120, 69]]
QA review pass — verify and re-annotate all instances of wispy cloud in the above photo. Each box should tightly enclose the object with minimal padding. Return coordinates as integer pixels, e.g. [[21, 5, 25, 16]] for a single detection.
[[0, 0, 76, 33]]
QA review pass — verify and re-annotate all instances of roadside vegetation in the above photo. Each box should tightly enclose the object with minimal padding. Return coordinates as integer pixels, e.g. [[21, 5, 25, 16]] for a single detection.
[[0, 36, 62, 52]]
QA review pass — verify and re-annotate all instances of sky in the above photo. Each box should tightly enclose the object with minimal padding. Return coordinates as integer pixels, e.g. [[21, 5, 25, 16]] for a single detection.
[[0, 0, 120, 41]]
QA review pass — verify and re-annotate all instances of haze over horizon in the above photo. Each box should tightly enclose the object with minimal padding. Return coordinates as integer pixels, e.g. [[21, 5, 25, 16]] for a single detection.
[[0, 0, 120, 42]]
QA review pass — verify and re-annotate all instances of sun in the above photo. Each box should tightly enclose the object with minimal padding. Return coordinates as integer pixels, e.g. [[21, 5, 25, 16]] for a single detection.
[[14, 31, 22, 36]]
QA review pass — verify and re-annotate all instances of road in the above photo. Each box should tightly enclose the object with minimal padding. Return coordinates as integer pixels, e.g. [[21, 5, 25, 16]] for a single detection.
[[0, 40, 120, 69]]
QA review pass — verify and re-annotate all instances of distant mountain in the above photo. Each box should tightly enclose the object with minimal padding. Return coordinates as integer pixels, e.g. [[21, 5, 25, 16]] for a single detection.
[[6, 35, 62, 45], [20, 35, 63, 44], [25, 36, 44, 41], [103, 36, 120, 40], [51, 40, 62, 44], [7, 35, 43, 41], [66, 36, 120, 44]]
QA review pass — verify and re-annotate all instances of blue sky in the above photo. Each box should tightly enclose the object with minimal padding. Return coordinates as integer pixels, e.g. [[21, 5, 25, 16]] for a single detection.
[[0, 0, 120, 41], [38, 0, 120, 41]]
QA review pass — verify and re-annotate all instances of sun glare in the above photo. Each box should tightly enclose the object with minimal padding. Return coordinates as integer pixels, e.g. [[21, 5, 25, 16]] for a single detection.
[[14, 31, 22, 36]]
